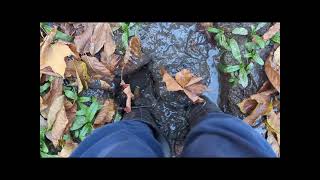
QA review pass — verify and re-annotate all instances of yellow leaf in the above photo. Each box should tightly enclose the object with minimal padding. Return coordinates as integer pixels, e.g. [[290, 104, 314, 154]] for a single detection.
[[175, 69, 193, 88], [42, 42, 75, 77], [58, 140, 78, 158]]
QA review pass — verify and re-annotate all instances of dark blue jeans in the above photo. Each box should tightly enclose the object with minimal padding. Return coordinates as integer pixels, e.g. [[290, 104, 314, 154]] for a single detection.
[[71, 112, 276, 157]]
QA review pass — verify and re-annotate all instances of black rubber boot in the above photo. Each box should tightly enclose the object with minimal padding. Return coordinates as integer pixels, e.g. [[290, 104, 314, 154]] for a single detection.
[[122, 67, 171, 157], [187, 96, 222, 128]]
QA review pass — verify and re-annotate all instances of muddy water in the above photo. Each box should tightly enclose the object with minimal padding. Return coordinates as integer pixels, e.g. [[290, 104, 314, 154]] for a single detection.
[[136, 23, 220, 155]]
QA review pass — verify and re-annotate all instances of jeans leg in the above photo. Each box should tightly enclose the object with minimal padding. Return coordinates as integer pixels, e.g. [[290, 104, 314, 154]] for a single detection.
[[181, 112, 276, 157], [70, 120, 164, 157]]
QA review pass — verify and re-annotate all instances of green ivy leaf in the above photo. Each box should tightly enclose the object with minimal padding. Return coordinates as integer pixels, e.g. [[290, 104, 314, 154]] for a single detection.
[[113, 111, 122, 123], [220, 34, 230, 50], [239, 67, 248, 88], [232, 27, 248, 35], [78, 102, 88, 112], [40, 152, 59, 158], [245, 42, 256, 51], [122, 32, 129, 49], [40, 82, 50, 94], [86, 100, 100, 123], [41, 23, 74, 42], [79, 123, 92, 141], [253, 54, 264, 65], [64, 89, 78, 100], [246, 62, 254, 72], [78, 96, 91, 103], [253, 35, 265, 49], [208, 27, 222, 33], [70, 116, 87, 131], [271, 32, 280, 44], [255, 23, 267, 31], [76, 109, 86, 116], [223, 65, 240, 73], [74, 129, 80, 138], [229, 38, 242, 62], [63, 134, 71, 141]]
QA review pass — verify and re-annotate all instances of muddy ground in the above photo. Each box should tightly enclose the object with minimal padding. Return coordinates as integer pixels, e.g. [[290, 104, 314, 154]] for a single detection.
[[81, 22, 273, 156]]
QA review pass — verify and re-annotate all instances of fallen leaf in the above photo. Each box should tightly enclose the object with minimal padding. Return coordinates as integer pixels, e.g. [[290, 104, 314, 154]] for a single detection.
[[266, 111, 280, 135], [74, 23, 94, 54], [64, 59, 76, 78], [175, 69, 193, 88], [74, 60, 90, 89], [257, 81, 273, 93], [100, 80, 112, 90], [65, 101, 77, 132], [40, 28, 56, 67], [47, 95, 65, 129], [101, 52, 121, 73], [94, 99, 116, 127], [103, 23, 116, 57], [41, 42, 75, 77], [267, 131, 280, 157], [58, 140, 78, 158], [160, 68, 184, 91], [89, 23, 108, 55], [237, 99, 257, 114], [40, 96, 47, 111], [43, 77, 64, 109], [263, 23, 280, 41], [121, 80, 134, 113], [160, 68, 207, 103], [67, 44, 80, 59], [110, 22, 121, 32], [265, 46, 280, 92], [129, 36, 142, 58], [82, 55, 113, 78], [40, 66, 61, 78], [73, 62, 83, 93], [46, 103, 69, 147]]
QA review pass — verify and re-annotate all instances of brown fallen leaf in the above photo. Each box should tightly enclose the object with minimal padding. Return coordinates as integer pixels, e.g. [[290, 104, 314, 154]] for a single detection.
[[64, 101, 77, 132], [265, 46, 280, 92], [47, 95, 65, 129], [263, 23, 280, 41], [160, 68, 207, 103], [237, 99, 258, 114], [67, 44, 80, 59], [129, 36, 142, 58], [40, 96, 47, 112], [58, 140, 78, 158], [266, 111, 280, 135], [40, 66, 61, 78], [121, 80, 134, 113], [109, 22, 121, 32], [267, 131, 280, 157], [74, 23, 94, 54], [82, 55, 113, 78], [243, 92, 274, 125], [103, 23, 116, 57], [90, 23, 108, 55], [257, 81, 273, 93], [101, 52, 121, 73], [41, 42, 75, 77], [40, 28, 56, 68], [64, 59, 77, 78], [175, 69, 193, 88], [94, 99, 116, 127], [122, 36, 142, 71], [43, 77, 64, 109], [46, 103, 69, 147]]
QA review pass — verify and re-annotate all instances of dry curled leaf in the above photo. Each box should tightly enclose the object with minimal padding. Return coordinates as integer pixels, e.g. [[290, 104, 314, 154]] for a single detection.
[[46, 103, 69, 147], [40, 96, 47, 112], [121, 80, 134, 113], [267, 131, 280, 157], [266, 111, 280, 135], [265, 46, 280, 92], [263, 23, 280, 41], [40, 28, 56, 67], [103, 23, 116, 57], [82, 55, 113, 78], [160, 68, 207, 103], [94, 99, 116, 127], [47, 95, 65, 129], [41, 42, 75, 77], [65, 101, 77, 132], [101, 52, 121, 73], [74, 23, 94, 54], [43, 77, 64, 109], [58, 140, 78, 158]]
